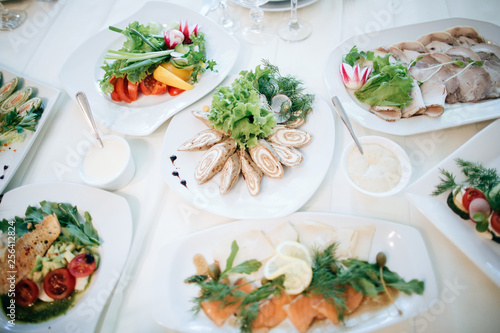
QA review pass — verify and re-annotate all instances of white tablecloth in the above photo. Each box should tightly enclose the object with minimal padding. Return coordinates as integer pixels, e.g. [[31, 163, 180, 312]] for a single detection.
[[1, 0, 500, 332]]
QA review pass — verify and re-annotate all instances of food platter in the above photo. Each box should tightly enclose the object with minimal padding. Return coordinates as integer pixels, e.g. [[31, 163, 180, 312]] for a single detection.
[[406, 118, 500, 287], [160, 90, 335, 220], [0, 182, 133, 332], [0, 67, 60, 194], [151, 211, 438, 332], [324, 17, 500, 136], [59, 1, 239, 136], [233, 0, 319, 12]]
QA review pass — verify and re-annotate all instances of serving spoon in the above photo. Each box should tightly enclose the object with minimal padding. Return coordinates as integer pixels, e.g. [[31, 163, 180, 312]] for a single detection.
[[331, 96, 363, 155], [76, 91, 104, 148]]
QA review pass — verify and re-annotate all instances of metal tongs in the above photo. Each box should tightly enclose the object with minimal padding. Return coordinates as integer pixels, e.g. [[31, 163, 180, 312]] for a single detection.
[[76, 92, 103, 148], [331, 96, 363, 155]]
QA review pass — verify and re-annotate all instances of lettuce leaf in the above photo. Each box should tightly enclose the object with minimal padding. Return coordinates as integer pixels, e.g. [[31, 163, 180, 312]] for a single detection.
[[209, 67, 276, 149]]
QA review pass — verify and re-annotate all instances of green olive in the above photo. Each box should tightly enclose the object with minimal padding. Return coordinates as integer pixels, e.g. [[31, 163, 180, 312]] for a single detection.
[[208, 263, 221, 281], [376, 252, 387, 268]]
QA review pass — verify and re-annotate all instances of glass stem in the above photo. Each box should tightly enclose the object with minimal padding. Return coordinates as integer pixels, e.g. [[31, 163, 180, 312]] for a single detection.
[[0, 3, 8, 15], [249, 5, 264, 31], [290, 0, 298, 25]]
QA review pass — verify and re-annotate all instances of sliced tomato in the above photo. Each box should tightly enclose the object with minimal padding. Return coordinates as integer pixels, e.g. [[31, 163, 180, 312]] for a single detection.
[[128, 80, 139, 101], [462, 187, 487, 212], [43, 268, 76, 300], [491, 211, 500, 234], [140, 77, 153, 95], [15, 280, 39, 306], [109, 77, 121, 102], [115, 77, 132, 103], [168, 86, 185, 96], [68, 253, 97, 278], [151, 81, 167, 95]]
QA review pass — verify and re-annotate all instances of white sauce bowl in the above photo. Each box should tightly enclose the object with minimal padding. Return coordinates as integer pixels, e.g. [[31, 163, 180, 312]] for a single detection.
[[79, 135, 135, 191], [341, 136, 412, 197]]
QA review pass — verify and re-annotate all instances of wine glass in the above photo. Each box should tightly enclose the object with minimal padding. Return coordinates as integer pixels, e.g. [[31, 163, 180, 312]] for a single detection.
[[0, 2, 27, 31], [278, 0, 312, 42], [236, 0, 273, 44], [219, 0, 240, 33]]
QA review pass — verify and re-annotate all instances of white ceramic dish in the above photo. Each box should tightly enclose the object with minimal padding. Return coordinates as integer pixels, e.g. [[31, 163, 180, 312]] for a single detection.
[[0, 182, 133, 332], [341, 136, 412, 197], [151, 211, 438, 332], [160, 92, 335, 220], [59, 1, 240, 136], [253, 0, 318, 12], [79, 135, 135, 191], [406, 119, 500, 287], [0, 67, 60, 194], [323, 17, 500, 136]]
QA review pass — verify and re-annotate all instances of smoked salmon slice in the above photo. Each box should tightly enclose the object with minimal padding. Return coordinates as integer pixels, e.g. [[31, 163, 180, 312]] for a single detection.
[[344, 284, 364, 314], [252, 293, 293, 329], [201, 279, 255, 327], [283, 294, 324, 333]]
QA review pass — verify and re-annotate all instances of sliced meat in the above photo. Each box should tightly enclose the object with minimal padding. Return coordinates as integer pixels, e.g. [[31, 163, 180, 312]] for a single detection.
[[445, 46, 482, 62], [420, 80, 446, 117], [391, 41, 426, 53], [417, 31, 458, 46], [369, 105, 401, 122], [445, 65, 493, 103], [194, 138, 237, 184], [401, 79, 426, 118], [445, 26, 485, 43], [425, 41, 453, 54]]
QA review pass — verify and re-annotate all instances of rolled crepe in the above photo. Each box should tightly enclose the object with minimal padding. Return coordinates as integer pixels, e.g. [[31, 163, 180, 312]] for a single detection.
[[249, 139, 284, 179], [268, 127, 312, 148], [219, 152, 241, 194], [269, 142, 304, 167], [178, 129, 224, 151], [238, 149, 263, 196], [194, 139, 237, 184]]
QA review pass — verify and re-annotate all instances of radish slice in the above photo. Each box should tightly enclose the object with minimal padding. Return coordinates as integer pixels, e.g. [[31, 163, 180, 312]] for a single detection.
[[271, 94, 292, 124], [469, 198, 491, 223]]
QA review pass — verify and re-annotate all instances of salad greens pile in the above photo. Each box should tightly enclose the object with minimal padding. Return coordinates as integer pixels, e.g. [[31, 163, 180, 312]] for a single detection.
[[99, 21, 216, 95], [0, 106, 43, 148], [343, 46, 414, 109], [1, 201, 100, 247], [208, 61, 314, 149]]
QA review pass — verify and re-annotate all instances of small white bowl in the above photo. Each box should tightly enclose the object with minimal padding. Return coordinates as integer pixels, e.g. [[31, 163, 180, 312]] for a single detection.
[[79, 135, 135, 191], [341, 135, 412, 197]]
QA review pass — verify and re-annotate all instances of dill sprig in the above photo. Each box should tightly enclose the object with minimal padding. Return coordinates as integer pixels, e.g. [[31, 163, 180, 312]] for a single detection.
[[432, 158, 500, 196]]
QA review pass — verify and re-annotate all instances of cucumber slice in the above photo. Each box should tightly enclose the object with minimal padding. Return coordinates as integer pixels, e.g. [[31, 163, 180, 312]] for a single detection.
[[0, 77, 19, 104], [447, 192, 470, 220], [1, 86, 33, 113]]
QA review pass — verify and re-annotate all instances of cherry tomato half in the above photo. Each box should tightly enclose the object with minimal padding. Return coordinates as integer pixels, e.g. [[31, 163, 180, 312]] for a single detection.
[[115, 77, 132, 103], [168, 86, 185, 96], [140, 76, 153, 95], [15, 279, 39, 306], [68, 253, 97, 278], [109, 77, 121, 102], [43, 268, 76, 300], [151, 81, 167, 95], [462, 187, 487, 212], [491, 211, 500, 235]]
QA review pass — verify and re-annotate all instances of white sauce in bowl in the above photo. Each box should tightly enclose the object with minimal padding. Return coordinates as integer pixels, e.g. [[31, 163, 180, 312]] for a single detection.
[[346, 143, 402, 193], [82, 136, 129, 182]]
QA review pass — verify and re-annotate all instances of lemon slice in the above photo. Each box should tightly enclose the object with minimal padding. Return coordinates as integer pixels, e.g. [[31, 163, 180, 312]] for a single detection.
[[263, 241, 313, 295], [276, 241, 312, 266]]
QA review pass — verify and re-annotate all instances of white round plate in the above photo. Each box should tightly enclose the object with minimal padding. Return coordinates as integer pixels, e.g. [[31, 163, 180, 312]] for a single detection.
[[160, 89, 335, 220]]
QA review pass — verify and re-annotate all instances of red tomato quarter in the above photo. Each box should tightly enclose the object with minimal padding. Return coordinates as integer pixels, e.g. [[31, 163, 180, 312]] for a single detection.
[[43, 268, 76, 300], [68, 253, 97, 278], [109, 77, 121, 102], [491, 211, 500, 235], [168, 86, 185, 96], [115, 77, 132, 103], [127, 80, 139, 101], [15, 279, 39, 306], [462, 187, 487, 211]]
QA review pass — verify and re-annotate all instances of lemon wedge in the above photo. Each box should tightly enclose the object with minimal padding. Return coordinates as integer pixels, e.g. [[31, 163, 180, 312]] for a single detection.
[[263, 241, 313, 295]]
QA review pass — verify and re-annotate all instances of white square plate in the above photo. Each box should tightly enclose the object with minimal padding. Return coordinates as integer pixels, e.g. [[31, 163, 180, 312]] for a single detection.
[[59, 1, 240, 136]]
